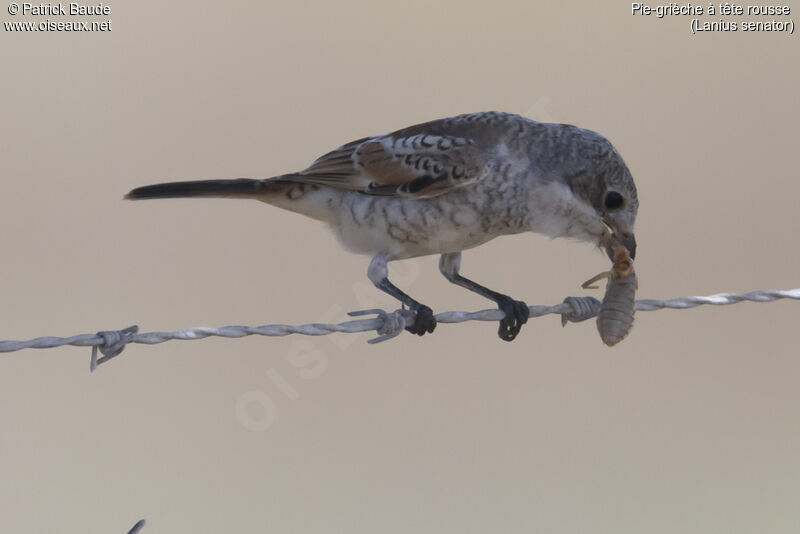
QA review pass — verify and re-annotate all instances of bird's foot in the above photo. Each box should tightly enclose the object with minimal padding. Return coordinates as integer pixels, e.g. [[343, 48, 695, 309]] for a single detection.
[[406, 304, 437, 336], [496, 296, 529, 342]]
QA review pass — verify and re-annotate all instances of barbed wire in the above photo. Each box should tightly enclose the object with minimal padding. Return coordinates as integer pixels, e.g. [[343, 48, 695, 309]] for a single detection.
[[0, 287, 798, 371]]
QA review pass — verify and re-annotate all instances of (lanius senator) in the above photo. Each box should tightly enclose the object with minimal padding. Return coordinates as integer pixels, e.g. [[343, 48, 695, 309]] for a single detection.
[[126, 111, 638, 341]]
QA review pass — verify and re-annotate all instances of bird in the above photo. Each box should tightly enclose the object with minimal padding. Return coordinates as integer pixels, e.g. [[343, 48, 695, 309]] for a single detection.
[[126, 111, 638, 342]]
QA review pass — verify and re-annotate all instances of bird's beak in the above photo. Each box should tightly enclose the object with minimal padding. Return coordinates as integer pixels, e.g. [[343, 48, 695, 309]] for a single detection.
[[621, 232, 636, 260], [601, 221, 637, 260]]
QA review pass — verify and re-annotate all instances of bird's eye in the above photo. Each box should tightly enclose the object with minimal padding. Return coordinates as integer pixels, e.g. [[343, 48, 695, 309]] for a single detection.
[[604, 191, 624, 211]]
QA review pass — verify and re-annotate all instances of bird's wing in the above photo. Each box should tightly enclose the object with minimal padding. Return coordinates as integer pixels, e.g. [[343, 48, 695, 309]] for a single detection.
[[284, 123, 491, 199]]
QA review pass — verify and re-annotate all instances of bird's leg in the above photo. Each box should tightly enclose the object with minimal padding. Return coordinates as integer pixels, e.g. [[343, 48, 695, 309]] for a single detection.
[[367, 255, 436, 336], [439, 252, 529, 341]]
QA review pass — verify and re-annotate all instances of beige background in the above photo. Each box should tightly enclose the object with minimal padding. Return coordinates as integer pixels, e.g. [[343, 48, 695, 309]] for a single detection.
[[1, 1, 799, 532]]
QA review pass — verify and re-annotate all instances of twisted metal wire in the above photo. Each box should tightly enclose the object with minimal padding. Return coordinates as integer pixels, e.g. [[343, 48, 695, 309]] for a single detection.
[[0, 288, 798, 371]]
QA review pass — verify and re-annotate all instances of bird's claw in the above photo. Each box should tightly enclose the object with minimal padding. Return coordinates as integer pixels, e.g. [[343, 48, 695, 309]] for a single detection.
[[496, 296, 529, 341], [406, 304, 437, 336]]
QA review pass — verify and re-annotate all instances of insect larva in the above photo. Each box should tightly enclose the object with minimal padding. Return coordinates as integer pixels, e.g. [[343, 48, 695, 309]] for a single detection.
[[597, 248, 637, 346], [597, 268, 637, 346]]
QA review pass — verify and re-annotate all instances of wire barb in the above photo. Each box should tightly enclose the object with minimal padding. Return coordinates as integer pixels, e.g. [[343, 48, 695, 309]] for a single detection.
[[0, 287, 798, 370], [348, 308, 415, 344], [560, 296, 602, 326], [90, 325, 139, 371]]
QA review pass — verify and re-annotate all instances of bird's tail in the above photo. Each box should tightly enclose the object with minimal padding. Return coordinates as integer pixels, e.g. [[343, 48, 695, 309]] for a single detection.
[[124, 176, 336, 223], [125, 178, 288, 200]]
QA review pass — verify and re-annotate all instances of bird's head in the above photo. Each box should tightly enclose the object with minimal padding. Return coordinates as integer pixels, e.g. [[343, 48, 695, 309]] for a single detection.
[[562, 129, 638, 259]]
